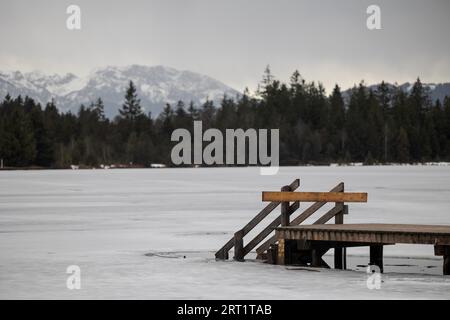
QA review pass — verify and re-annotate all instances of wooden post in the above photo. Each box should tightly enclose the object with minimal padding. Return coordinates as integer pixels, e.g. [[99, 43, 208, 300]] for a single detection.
[[233, 229, 244, 261], [334, 202, 344, 269], [311, 249, 321, 267], [267, 244, 278, 264], [342, 205, 348, 269], [435, 245, 450, 275], [369, 245, 384, 273], [280, 185, 291, 226], [334, 183, 347, 270], [279, 186, 292, 265], [215, 248, 229, 260], [444, 255, 450, 276], [277, 238, 285, 265]]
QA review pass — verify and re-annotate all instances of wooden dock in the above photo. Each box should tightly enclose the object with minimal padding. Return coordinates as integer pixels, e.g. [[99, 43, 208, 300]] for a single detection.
[[277, 223, 450, 244], [276, 223, 450, 274], [215, 179, 450, 275]]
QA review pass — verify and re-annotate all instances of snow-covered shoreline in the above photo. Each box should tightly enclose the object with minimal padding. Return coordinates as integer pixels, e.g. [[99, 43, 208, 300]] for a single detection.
[[1, 162, 450, 171]]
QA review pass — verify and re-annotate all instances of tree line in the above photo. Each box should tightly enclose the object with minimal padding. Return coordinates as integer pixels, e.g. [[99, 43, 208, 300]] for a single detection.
[[1, 68, 450, 168]]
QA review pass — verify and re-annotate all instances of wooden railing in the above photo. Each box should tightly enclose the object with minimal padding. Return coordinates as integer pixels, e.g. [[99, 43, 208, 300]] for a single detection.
[[215, 179, 360, 263], [255, 182, 345, 258], [215, 179, 300, 260]]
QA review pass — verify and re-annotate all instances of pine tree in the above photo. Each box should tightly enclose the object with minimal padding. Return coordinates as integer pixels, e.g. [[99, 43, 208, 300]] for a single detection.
[[92, 97, 106, 121], [159, 103, 175, 135], [345, 83, 368, 161], [26, 97, 53, 166], [444, 97, 450, 158], [216, 96, 237, 131], [328, 85, 345, 156], [376, 81, 391, 162], [174, 100, 191, 130], [187, 101, 199, 121], [235, 88, 254, 129], [329, 85, 345, 127], [396, 127, 410, 162], [200, 99, 216, 129], [126, 131, 138, 164], [407, 78, 430, 161], [119, 81, 142, 120], [366, 90, 384, 161], [257, 65, 274, 98], [2, 98, 36, 166], [376, 81, 391, 116]]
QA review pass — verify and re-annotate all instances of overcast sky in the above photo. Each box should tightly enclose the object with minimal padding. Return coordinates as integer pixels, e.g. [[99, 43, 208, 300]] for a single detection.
[[1, 0, 449, 93]]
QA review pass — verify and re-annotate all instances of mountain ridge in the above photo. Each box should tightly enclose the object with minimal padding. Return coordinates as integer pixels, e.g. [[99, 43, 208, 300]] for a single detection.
[[0, 65, 240, 118], [1, 66, 449, 118], [341, 81, 450, 103]]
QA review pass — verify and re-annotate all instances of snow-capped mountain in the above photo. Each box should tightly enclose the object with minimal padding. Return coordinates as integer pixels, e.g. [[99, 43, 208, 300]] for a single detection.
[[0, 65, 240, 118], [342, 82, 450, 103]]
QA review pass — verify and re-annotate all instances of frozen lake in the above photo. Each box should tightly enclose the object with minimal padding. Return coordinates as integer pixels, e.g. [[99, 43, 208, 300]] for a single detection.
[[1, 166, 450, 299]]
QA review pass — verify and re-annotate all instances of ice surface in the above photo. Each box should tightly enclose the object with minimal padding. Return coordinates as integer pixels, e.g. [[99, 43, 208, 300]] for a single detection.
[[1, 166, 450, 299]]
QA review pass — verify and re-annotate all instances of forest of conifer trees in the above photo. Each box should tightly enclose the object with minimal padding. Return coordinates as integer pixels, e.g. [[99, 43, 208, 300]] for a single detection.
[[1, 69, 450, 168]]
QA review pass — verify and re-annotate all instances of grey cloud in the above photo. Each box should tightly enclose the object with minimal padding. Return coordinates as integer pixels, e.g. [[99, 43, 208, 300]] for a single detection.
[[0, 0, 449, 93]]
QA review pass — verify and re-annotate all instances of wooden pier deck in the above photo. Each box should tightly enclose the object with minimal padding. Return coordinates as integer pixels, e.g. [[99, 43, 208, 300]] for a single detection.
[[276, 224, 450, 274], [276, 223, 450, 245]]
